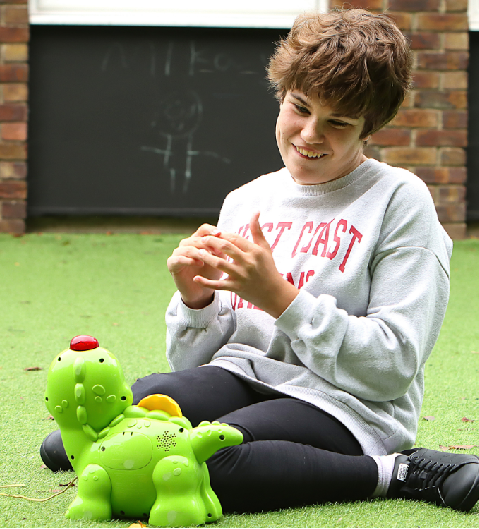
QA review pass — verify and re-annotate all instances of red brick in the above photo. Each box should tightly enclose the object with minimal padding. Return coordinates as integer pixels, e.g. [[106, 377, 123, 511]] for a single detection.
[[0, 27, 29, 43], [415, 167, 466, 184], [0, 161, 26, 179], [0, 64, 28, 83], [443, 111, 467, 129], [427, 185, 439, 203], [330, 0, 384, 7], [443, 72, 467, 90], [1, 123, 27, 141], [1, 200, 26, 219], [3, 43, 28, 62], [384, 12, 412, 30], [399, 91, 414, 109], [0, 180, 26, 199], [4, 6, 29, 25], [445, 33, 468, 50], [0, 104, 27, 121], [3, 83, 28, 102], [416, 51, 468, 71], [445, 0, 467, 12], [391, 109, 439, 128], [0, 143, 26, 159], [436, 203, 466, 223], [387, 0, 439, 11], [0, 218, 25, 234], [412, 72, 440, 90], [416, 13, 468, 31], [443, 223, 467, 239], [440, 147, 466, 166], [405, 32, 440, 50], [383, 147, 436, 165], [363, 145, 381, 160], [414, 91, 467, 109], [416, 129, 467, 147], [439, 184, 466, 202], [370, 128, 411, 146]]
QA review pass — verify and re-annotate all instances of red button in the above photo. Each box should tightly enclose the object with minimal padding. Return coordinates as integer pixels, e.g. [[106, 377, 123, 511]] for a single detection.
[[70, 335, 99, 351]]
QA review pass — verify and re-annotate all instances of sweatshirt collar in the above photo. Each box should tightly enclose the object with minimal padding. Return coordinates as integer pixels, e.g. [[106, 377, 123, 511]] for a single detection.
[[282, 158, 379, 196]]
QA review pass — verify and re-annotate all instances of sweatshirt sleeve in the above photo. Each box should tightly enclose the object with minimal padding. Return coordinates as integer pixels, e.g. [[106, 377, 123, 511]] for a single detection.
[[166, 291, 236, 371], [275, 180, 452, 403], [275, 246, 449, 402]]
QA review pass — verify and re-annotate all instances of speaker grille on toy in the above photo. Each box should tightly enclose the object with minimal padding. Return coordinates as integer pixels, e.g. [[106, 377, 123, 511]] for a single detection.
[[157, 431, 177, 451]]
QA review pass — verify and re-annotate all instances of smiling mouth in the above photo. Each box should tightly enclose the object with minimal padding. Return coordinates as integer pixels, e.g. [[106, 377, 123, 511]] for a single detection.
[[294, 145, 327, 159]]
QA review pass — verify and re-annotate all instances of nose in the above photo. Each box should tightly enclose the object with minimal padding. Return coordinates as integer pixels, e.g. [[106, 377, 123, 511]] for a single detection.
[[301, 117, 325, 144]]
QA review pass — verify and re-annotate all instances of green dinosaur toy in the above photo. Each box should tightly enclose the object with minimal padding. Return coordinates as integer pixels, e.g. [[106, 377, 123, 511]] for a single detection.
[[44, 335, 243, 527]]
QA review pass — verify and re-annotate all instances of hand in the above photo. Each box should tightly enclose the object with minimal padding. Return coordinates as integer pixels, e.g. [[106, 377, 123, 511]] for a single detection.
[[192, 212, 299, 318], [167, 223, 224, 309]]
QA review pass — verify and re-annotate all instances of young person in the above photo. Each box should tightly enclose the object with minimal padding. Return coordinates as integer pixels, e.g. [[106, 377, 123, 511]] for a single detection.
[[42, 8, 479, 514]]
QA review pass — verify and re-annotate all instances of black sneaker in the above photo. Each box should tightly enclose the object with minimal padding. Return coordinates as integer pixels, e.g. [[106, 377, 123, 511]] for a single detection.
[[388, 448, 479, 512], [40, 430, 73, 472]]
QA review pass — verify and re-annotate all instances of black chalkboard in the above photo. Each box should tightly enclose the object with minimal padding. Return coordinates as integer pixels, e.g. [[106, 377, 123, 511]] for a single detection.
[[28, 25, 287, 217]]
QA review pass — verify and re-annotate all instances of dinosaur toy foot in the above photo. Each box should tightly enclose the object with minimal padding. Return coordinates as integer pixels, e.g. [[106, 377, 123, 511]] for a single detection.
[[66, 464, 112, 521]]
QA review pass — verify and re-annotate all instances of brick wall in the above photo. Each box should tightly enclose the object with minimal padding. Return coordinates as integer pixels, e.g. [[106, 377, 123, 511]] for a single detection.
[[0, 2, 468, 237], [331, 0, 469, 239], [0, 0, 28, 234]]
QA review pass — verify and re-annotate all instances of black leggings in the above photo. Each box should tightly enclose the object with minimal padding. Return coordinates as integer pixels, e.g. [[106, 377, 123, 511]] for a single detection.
[[132, 366, 378, 513]]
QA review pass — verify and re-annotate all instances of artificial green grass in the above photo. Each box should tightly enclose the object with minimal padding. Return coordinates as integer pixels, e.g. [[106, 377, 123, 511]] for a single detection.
[[0, 232, 478, 528]]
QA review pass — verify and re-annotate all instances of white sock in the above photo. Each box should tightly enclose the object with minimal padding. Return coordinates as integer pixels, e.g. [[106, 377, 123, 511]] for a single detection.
[[371, 454, 400, 497]]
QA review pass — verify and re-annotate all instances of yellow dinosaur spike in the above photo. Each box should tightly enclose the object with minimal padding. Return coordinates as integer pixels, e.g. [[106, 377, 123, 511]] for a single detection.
[[137, 394, 183, 417]]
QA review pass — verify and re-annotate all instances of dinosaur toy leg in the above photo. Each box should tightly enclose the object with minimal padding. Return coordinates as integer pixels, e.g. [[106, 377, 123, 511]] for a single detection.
[[66, 464, 112, 521], [199, 462, 222, 522], [150, 455, 207, 527]]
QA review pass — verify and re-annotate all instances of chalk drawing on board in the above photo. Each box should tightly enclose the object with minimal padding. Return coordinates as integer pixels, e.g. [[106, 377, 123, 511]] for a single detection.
[[141, 89, 230, 193]]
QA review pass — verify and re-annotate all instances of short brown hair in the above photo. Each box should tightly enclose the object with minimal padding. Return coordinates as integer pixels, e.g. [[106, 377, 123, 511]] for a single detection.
[[267, 9, 412, 138]]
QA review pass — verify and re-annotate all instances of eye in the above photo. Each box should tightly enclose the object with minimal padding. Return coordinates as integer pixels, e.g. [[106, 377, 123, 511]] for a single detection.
[[293, 103, 310, 115], [329, 120, 349, 129]]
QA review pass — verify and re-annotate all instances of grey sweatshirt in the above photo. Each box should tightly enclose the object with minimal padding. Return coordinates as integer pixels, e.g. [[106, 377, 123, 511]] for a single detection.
[[166, 158, 452, 456]]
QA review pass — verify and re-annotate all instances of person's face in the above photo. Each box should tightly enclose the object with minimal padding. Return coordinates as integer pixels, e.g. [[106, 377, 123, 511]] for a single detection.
[[275, 90, 367, 185]]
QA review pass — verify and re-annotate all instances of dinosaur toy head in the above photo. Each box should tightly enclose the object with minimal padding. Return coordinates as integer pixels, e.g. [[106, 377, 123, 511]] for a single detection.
[[45, 335, 133, 433]]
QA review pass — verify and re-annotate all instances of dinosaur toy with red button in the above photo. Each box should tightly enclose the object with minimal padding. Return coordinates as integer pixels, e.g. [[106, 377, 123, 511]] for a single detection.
[[44, 335, 243, 527]]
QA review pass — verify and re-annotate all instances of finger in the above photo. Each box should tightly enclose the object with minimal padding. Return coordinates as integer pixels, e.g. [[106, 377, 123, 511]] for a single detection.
[[199, 236, 248, 262], [171, 245, 209, 266], [197, 248, 237, 271], [168, 250, 205, 270], [192, 223, 222, 238], [193, 274, 233, 292], [249, 211, 269, 248]]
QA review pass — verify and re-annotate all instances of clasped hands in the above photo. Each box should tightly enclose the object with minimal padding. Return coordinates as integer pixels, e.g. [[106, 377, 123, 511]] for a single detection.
[[167, 212, 299, 319]]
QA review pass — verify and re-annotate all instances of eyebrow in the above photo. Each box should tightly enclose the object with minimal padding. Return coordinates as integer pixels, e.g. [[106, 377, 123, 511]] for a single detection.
[[290, 92, 361, 121]]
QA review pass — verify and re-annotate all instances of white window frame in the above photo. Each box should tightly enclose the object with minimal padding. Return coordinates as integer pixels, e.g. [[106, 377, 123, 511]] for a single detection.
[[29, 0, 328, 28], [470, 0, 479, 30]]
